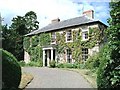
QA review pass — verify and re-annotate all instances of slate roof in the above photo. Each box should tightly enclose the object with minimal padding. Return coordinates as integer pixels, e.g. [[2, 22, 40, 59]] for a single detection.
[[26, 15, 107, 36]]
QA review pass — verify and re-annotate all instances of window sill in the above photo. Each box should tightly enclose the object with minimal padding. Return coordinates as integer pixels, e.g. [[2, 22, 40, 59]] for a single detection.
[[81, 39, 89, 41], [66, 40, 73, 43], [51, 42, 56, 45]]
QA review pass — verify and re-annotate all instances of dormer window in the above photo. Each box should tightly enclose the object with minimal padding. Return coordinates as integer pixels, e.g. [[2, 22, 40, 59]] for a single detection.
[[66, 30, 72, 42], [51, 32, 56, 44]]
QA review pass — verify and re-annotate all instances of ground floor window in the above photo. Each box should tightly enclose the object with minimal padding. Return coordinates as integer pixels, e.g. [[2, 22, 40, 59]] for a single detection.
[[82, 48, 88, 61], [66, 49, 72, 63]]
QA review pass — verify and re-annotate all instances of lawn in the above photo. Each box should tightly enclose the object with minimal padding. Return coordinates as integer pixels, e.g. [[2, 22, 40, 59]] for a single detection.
[[62, 68, 97, 88]]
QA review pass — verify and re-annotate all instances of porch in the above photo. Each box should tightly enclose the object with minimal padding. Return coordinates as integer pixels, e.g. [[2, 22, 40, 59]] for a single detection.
[[42, 45, 57, 67]]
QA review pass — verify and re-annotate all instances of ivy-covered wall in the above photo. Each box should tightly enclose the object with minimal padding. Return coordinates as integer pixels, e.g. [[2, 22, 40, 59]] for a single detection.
[[23, 24, 105, 64], [23, 33, 51, 62], [55, 26, 104, 63]]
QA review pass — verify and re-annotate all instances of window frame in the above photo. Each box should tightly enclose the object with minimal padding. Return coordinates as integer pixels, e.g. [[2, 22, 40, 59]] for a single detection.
[[66, 30, 72, 42], [82, 48, 88, 61], [51, 32, 56, 44], [66, 49, 72, 63], [81, 27, 89, 41], [82, 31, 88, 40]]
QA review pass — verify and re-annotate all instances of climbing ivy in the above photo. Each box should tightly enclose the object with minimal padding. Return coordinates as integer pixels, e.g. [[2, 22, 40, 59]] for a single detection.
[[56, 27, 103, 63], [23, 33, 51, 61], [24, 27, 104, 64]]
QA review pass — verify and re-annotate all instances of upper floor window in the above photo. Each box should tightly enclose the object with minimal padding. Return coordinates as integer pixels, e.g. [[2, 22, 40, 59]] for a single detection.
[[82, 48, 88, 61], [51, 32, 56, 44], [66, 30, 72, 42], [67, 49, 72, 63], [82, 31, 88, 40], [76, 31, 80, 40]]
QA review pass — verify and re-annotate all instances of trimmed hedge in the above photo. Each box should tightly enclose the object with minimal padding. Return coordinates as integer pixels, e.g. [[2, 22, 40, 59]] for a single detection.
[[1, 49, 21, 89]]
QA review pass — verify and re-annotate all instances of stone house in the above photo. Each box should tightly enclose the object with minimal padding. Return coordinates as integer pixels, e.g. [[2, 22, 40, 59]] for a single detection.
[[24, 10, 107, 66]]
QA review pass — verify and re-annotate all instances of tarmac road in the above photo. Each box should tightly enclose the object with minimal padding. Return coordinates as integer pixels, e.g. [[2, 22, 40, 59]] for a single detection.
[[22, 67, 92, 88]]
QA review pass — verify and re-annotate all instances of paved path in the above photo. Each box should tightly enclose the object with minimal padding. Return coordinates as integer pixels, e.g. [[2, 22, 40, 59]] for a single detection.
[[22, 67, 92, 88]]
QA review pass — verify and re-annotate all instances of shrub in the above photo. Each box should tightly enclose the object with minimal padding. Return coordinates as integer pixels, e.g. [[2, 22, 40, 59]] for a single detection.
[[97, 44, 120, 89], [18, 60, 26, 67], [57, 63, 64, 68], [1, 49, 21, 89], [72, 63, 78, 68], [64, 63, 73, 68], [84, 53, 100, 69], [27, 60, 43, 67], [49, 60, 56, 68], [97, 44, 112, 88]]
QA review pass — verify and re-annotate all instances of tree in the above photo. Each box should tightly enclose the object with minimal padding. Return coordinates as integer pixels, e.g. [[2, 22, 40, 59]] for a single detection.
[[2, 11, 39, 61], [24, 11, 39, 33], [97, 1, 120, 89]]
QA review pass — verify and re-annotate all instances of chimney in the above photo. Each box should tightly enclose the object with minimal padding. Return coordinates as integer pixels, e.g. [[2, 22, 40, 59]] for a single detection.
[[83, 10, 94, 19], [51, 18, 60, 23]]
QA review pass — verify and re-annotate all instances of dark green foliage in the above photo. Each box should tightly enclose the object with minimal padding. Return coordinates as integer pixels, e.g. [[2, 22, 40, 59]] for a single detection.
[[97, 44, 112, 88], [57, 63, 81, 69], [85, 53, 100, 69], [18, 60, 43, 67], [97, 1, 120, 89], [23, 33, 50, 66], [27, 61, 43, 67], [64, 63, 73, 68], [49, 60, 56, 68], [1, 49, 21, 89], [18, 61, 26, 67], [57, 63, 64, 68], [2, 11, 39, 61], [23, 37, 30, 50]]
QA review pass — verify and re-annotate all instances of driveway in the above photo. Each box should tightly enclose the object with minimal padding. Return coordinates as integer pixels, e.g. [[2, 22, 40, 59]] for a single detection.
[[22, 67, 92, 88]]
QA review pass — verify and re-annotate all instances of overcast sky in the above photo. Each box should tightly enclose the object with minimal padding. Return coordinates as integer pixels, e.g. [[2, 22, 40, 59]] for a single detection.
[[0, 0, 110, 28]]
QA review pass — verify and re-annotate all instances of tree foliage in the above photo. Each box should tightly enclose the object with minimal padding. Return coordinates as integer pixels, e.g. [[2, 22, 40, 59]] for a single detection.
[[2, 11, 39, 61], [97, 1, 120, 89]]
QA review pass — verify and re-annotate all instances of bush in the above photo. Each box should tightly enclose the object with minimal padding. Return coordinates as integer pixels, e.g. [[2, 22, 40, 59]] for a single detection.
[[84, 53, 100, 69], [27, 60, 43, 67], [97, 44, 112, 88], [97, 44, 120, 89], [1, 49, 21, 89], [49, 60, 56, 68], [18, 60, 26, 67], [57, 63, 64, 68], [64, 63, 73, 68], [72, 63, 78, 68]]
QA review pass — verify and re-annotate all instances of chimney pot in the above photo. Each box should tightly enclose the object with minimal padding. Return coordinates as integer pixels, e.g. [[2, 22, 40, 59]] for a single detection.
[[83, 10, 94, 19]]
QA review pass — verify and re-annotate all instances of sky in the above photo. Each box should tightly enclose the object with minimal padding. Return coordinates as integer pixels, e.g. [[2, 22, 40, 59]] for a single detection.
[[0, 0, 110, 28]]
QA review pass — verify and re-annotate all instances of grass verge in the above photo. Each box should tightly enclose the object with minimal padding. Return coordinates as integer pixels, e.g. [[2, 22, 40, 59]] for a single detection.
[[19, 72, 33, 89], [62, 68, 97, 88]]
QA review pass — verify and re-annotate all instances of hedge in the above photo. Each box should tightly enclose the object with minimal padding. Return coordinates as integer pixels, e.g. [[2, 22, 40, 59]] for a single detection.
[[1, 49, 21, 89]]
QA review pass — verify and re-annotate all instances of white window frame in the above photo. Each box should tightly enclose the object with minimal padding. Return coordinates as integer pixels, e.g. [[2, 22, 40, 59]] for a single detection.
[[66, 49, 72, 63], [82, 31, 88, 40], [82, 48, 88, 61], [51, 32, 56, 44], [66, 30, 73, 42], [81, 28, 89, 41]]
